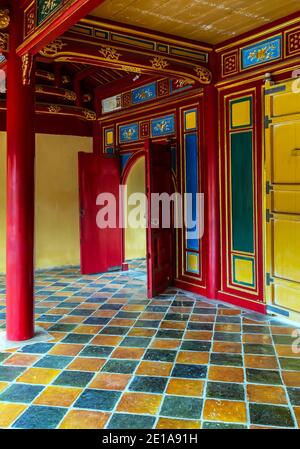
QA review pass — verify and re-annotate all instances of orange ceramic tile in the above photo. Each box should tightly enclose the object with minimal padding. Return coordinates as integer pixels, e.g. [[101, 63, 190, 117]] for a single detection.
[[203, 399, 247, 423], [184, 331, 213, 341], [34, 386, 82, 406], [0, 403, 27, 428], [111, 347, 145, 359], [166, 378, 204, 397], [215, 324, 241, 333], [3, 353, 40, 366], [90, 335, 123, 346], [128, 328, 156, 337], [217, 309, 241, 316], [271, 326, 297, 335], [47, 309, 70, 315], [58, 316, 85, 324], [0, 382, 8, 393], [49, 343, 84, 356], [37, 322, 52, 330], [176, 351, 209, 364], [150, 339, 181, 349], [140, 312, 165, 320], [242, 334, 272, 344], [160, 321, 186, 330], [244, 355, 278, 369], [294, 407, 300, 428], [136, 361, 173, 377], [59, 410, 110, 429], [276, 345, 300, 357], [74, 303, 99, 309], [89, 373, 132, 390], [212, 342, 242, 354], [48, 332, 67, 342], [156, 418, 201, 429], [93, 310, 116, 318], [208, 365, 244, 383], [247, 384, 288, 405], [117, 392, 162, 415], [123, 305, 146, 312], [169, 307, 192, 314], [109, 318, 135, 327], [73, 325, 102, 334], [250, 425, 275, 429], [67, 357, 106, 371], [17, 367, 60, 385], [282, 371, 300, 387], [106, 299, 127, 304], [243, 318, 269, 325], [190, 315, 215, 323]]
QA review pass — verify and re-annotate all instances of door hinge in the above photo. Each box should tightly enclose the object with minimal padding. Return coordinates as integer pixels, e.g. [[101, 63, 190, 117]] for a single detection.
[[266, 209, 274, 222], [265, 115, 272, 129], [266, 272, 274, 286], [266, 181, 274, 194]]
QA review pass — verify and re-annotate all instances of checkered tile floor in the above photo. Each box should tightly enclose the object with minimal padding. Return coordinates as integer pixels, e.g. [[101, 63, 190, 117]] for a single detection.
[[0, 259, 299, 429]]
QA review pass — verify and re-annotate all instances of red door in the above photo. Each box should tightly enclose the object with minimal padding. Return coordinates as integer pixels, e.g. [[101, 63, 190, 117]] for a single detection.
[[78, 152, 122, 274], [145, 139, 174, 298]]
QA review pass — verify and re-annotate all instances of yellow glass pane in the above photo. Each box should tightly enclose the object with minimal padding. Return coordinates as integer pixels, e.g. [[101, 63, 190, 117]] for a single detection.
[[187, 253, 198, 272], [234, 257, 253, 285], [106, 131, 113, 146], [231, 100, 251, 128], [185, 111, 197, 130]]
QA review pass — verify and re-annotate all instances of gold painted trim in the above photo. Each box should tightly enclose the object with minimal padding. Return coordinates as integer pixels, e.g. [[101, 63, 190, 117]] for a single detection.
[[80, 17, 213, 53]]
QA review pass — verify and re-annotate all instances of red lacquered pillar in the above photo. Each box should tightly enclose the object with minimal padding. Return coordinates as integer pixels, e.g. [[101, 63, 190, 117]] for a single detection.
[[204, 83, 220, 299], [6, 4, 35, 341]]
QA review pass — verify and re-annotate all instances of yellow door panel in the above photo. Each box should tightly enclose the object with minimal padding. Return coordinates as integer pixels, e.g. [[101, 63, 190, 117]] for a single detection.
[[275, 284, 300, 313], [273, 218, 300, 283], [273, 190, 300, 215], [265, 79, 300, 318], [272, 121, 300, 184], [272, 90, 300, 117]]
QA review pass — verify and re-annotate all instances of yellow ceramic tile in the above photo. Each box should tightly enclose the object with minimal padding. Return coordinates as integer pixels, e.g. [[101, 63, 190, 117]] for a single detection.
[[0, 403, 27, 428], [16, 367, 60, 385], [34, 386, 82, 406], [59, 410, 110, 429], [203, 399, 247, 423], [156, 418, 201, 429], [166, 378, 204, 397], [117, 392, 162, 415], [0, 382, 8, 393]]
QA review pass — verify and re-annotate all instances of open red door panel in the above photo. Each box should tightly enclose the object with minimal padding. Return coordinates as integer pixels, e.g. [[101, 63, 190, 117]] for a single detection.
[[78, 152, 122, 275], [145, 139, 174, 298]]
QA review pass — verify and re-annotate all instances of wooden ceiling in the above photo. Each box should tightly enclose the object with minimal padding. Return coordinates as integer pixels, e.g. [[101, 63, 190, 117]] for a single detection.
[[90, 0, 300, 44]]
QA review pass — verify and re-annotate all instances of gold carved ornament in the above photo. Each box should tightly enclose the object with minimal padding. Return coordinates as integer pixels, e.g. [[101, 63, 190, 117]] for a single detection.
[[194, 66, 212, 84], [83, 109, 96, 121], [0, 32, 8, 51], [99, 46, 121, 61], [150, 56, 169, 70], [120, 65, 142, 74], [39, 39, 66, 57], [64, 90, 77, 101], [48, 105, 62, 113], [22, 54, 34, 86], [0, 8, 10, 30]]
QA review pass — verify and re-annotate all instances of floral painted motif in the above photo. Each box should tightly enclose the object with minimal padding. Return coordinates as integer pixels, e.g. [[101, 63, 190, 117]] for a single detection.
[[132, 83, 156, 104], [119, 124, 139, 143], [37, 0, 62, 25], [151, 115, 175, 137], [242, 36, 282, 69]]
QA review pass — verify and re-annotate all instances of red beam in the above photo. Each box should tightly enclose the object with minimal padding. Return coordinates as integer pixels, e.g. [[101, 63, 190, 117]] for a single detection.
[[17, 0, 107, 57]]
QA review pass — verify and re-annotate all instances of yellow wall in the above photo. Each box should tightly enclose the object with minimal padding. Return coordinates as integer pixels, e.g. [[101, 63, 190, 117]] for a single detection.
[[0, 133, 92, 272], [125, 156, 146, 260]]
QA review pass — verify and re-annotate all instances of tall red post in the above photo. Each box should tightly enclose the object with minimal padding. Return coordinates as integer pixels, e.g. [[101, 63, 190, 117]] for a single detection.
[[6, 3, 35, 341], [204, 83, 220, 299]]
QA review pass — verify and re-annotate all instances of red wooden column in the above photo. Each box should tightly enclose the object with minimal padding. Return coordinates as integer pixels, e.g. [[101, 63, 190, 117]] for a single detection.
[[6, 3, 35, 341], [204, 83, 220, 299]]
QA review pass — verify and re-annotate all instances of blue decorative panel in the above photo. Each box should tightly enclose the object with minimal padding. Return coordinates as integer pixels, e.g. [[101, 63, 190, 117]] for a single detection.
[[120, 153, 133, 172], [151, 115, 175, 137], [241, 36, 282, 69], [119, 124, 139, 143], [185, 133, 199, 252], [132, 82, 156, 104]]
